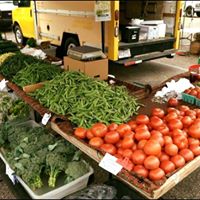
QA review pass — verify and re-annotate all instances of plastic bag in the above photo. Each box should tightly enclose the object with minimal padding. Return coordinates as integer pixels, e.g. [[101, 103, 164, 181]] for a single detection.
[[65, 184, 117, 199]]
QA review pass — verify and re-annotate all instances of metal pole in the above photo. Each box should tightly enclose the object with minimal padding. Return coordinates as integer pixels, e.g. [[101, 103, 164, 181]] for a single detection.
[[101, 21, 105, 52]]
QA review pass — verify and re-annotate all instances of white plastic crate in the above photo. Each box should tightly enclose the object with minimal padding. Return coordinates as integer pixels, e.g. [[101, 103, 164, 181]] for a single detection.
[[0, 120, 94, 199]]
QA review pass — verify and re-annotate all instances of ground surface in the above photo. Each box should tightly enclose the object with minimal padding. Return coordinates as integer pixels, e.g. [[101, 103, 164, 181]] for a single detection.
[[0, 24, 200, 199]]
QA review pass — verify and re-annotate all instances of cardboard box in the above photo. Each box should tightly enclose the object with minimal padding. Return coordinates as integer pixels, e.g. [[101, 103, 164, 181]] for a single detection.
[[64, 56, 108, 80]]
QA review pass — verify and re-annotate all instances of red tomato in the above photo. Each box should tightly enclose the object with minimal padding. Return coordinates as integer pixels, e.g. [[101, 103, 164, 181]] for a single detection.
[[165, 143, 178, 156], [144, 155, 160, 170], [137, 140, 147, 150], [104, 131, 120, 144], [121, 137, 134, 149], [167, 107, 178, 113], [168, 98, 179, 107], [133, 165, 149, 178], [116, 124, 131, 137], [159, 152, 170, 162], [173, 135, 188, 149], [91, 123, 108, 138], [149, 168, 165, 181], [168, 119, 183, 130], [188, 137, 200, 146], [108, 123, 118, 131], [164, 136, 173, 145], [179, 105, 190, 112], [151, 108, 165, 118], [189, 144, 200, 156], [150, 116, 163, 129], [86, 129, 94, 140], [74, 127, 87, 139], [117, 148, 124, 155], [116, 140, 122, 148], [185, 110, 197, 117], [170, 155, 185, 168], [100, 144, 117, 155], [179, 149, 194, 162], [131, 150, 147, 165], [151, 130, 162, 137], [150, 135, 164, 147], [160, 160, 175, 174], [165, 112, 179, 122], [156, 124, 170, 136], [89, 137, 104, 148], [181, 116, 193, 127], [122, 149, 133, 159], [144, 140, 161, 156], [136, 114, 150, 125], [132, 142, 137, 151], [189, 89, 198, 97], [114, 154, 123, 160], [135, 124, 148, 132], [135, 129, 151, 141], [128, 120, 137, 130], [123, 130, 135, 139], [188, 124, 200, 139]]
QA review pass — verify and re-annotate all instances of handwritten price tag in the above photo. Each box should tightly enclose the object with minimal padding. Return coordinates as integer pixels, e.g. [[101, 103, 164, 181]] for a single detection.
[[99, 153, 123, 175], [41, 113, 51, 125], [0, 79, 8, 91]]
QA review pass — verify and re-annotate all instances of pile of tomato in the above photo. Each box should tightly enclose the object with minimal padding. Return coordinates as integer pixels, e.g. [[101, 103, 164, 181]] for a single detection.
[[184, 87, 200, 99], [74, 105, 200, 182]]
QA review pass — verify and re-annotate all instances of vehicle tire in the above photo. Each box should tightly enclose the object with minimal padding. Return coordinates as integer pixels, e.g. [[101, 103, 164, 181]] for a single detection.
[[185, 6, 194, 17], [14, 25, 26, 45], [196, 12, 200, 17], [64, 37, 79, 55]]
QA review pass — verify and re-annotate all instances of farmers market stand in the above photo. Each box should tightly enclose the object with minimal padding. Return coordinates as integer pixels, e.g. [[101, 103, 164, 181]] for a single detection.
[[1, 69, 200, 199]]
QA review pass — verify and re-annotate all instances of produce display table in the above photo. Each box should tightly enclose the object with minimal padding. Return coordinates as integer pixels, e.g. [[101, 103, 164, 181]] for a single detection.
[[1, 70, 200, 199]]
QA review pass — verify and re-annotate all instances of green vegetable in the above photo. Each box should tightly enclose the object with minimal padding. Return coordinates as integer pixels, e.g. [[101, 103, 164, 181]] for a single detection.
[[65, 160, 89, 183], [0, 52, 47, 79], [12, 62, 62, 87], [0, 40, 19, 54], [0, 121, 81, 190], [31, 71, 140, 128]]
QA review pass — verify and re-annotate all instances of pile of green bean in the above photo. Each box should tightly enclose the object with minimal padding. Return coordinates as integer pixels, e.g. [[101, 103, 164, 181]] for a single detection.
[[12, 62, 63, 87], [31, 71, 140, 128], [0, 52, 47, 79]]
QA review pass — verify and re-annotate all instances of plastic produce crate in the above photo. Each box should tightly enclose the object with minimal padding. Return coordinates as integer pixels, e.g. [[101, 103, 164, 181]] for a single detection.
[[195, 97, 200, 107], [182, 93, 196, 104], [0, 120, 94, 199]]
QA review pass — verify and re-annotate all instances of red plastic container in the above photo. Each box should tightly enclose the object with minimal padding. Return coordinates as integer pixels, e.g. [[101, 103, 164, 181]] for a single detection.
[[189, 64, 200, 82]]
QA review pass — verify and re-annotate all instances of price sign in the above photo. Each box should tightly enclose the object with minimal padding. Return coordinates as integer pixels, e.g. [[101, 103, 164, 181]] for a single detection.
[[41, 113, 51, 125], [99, 153, 123, 175]]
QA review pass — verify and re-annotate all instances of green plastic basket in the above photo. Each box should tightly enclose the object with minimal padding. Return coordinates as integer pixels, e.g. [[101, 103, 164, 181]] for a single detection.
[[182, 93, 196, 104], [195, 97, 200, 107]]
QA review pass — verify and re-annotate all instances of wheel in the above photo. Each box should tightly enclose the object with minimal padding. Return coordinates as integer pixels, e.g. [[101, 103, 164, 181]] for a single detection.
[[14, 25, 26, 45], [196, 12, 200, 17], [64, 37, 79, 55], [185, 6, 194, 17]]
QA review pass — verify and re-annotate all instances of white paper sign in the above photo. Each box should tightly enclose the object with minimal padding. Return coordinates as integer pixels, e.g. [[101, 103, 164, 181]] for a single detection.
[[95, 1, 111, 22], [0, 79, 8, 91], [6, 163, 16, 184], [41, 113, 51, 125], [99, 153, 123, 175]]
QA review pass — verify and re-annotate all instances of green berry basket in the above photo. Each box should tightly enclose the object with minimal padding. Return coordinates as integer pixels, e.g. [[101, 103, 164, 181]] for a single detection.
[[195, 97, 200, 107], [182, 93, 196, 105]]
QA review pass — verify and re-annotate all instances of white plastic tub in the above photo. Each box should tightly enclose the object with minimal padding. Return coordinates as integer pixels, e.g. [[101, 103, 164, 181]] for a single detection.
[[16, 167, 94, 199], [0, 120, 94, 199]]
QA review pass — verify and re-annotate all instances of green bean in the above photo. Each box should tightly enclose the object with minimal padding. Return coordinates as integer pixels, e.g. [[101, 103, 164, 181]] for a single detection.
[[31, 71, 140, 128]]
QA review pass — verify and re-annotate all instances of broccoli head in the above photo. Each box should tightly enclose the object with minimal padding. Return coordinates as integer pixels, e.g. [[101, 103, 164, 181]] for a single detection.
[[65, 160, 89, 183]]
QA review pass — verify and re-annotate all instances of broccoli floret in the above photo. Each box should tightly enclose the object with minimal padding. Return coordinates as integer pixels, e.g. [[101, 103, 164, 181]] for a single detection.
[[65, 160, 89, 183], [46, 152, 68, 188]]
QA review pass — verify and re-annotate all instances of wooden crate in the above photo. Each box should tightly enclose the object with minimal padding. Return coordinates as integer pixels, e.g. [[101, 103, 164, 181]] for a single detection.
[[51, 120, 200, 199]]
